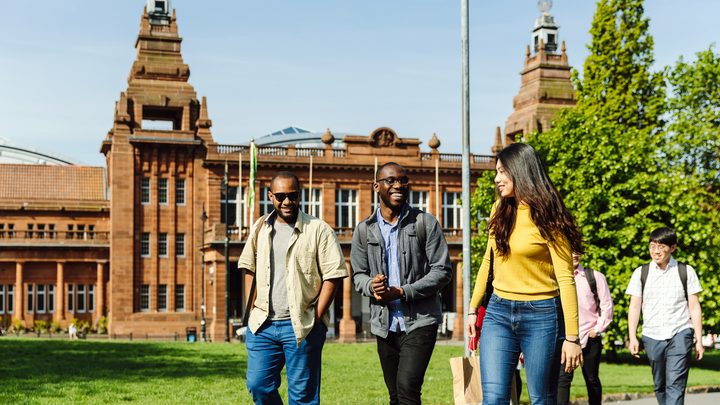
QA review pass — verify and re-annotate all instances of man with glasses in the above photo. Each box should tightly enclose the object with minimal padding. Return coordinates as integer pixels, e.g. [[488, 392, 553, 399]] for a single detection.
[[241, 171, 347, 404], [626, 227, 704, 405], [351, 162, 452, 405]]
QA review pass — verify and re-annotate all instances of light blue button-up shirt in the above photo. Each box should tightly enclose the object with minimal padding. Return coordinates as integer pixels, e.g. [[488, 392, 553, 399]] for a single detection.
[[376, 208, 406, 332]]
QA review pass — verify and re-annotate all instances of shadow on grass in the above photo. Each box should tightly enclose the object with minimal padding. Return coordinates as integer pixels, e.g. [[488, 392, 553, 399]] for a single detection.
[[604, 349, 720, 371], [0, 338, 246, 385]]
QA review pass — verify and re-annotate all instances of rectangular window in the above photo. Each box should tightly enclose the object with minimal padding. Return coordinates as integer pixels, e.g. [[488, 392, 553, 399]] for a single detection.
[[48, 285, 55, 313], [37, 284, 46, 313], [260, 186, 273, 216], [77, 284, 86, 313], [7, 285, 13, 314], [158, 233, 168, 257], [0, 285, 4, 313], [7, 223, 14, 239], [176, 179, 185, 205], [48, 224, 55, 239], [88, 285, 95, 312], [88, 224, 95, 240], [141, 177, 151, 204], [158, 284, 167, 312], [443, 191, 462, 230], [0, 223, 4, 238], [26, 284, 33, 313], [175, 285, 185, 312], [220, 186, 238, 225], [335, 189, 358, 229], [67, 284, 74, 312], [26, 223, 34, 239], [409, 191, 429, 211], [37, 224, 46, 239], [140, 284, 150, 312], [176, 233, 185, 257], [158, 178, 168, 204], [141, 233, 150, 257], [77, 224, 86, 240], [300, 188, 322, 218], [67, 224, 74, 239]]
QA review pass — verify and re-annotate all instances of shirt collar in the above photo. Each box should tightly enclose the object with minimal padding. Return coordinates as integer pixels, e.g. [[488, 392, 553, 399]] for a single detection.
[[375, 204, 409, 228], [651, 256, 677, 272], [264, 210, 307, 233]]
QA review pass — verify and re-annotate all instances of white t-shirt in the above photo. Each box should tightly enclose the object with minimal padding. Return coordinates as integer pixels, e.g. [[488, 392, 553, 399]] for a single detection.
[[625, 257, 702, 340]]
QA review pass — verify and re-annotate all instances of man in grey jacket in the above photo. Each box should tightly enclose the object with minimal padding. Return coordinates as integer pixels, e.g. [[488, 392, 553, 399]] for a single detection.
[[351, 162, 452, 405]]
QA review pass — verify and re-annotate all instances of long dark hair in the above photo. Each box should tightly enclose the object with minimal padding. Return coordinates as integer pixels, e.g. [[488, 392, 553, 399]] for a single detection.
[[489, 143, 583, 257]]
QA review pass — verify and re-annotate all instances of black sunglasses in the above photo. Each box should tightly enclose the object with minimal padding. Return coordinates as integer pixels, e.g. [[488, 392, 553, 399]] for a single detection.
[[376, 176, 409, 186], [272, 191, 299, 202]]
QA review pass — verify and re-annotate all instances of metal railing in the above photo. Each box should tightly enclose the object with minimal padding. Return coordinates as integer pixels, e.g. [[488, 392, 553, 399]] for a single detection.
[[0, 230, 109, 244]]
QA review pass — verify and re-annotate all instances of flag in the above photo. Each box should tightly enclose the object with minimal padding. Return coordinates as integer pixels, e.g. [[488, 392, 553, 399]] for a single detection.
[[248, 140, 257, 228], [236, 150, 242, 230]]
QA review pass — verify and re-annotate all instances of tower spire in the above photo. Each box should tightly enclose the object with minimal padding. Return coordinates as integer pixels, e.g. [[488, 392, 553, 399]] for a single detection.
[[533, 0, 559, 54]]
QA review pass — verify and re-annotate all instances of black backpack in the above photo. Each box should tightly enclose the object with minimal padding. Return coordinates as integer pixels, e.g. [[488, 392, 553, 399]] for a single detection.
[[583, 267, 602, 316], [640, 262, 689, 302]]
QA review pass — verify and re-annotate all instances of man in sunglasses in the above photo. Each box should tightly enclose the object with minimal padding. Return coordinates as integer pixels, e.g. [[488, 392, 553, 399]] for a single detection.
[[241, 171, 347, 404], [351, 162, 452, 405]]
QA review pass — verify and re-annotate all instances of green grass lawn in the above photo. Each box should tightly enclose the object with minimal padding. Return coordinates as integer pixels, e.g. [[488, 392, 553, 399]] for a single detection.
[[0, 337, 718, 404]]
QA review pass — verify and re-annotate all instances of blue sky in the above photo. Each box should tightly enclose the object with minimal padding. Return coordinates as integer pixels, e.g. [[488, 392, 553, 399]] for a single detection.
[[0, 1, 717, 166]]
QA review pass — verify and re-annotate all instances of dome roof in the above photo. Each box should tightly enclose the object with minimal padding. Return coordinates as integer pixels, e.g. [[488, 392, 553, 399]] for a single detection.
[[0, 137, 78, 165]]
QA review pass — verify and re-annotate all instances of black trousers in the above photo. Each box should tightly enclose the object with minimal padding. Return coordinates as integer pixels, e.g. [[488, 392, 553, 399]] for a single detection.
[[376, 324, 438, 405], [557, 336, 603, 405]]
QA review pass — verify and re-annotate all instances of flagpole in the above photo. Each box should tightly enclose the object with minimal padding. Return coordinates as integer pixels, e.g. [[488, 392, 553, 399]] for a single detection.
[[373, 157, 378, 210], [237, 150, 243, 233], [248, 140, 257, 229], [461, 0, 472, 356], [435, 158, 440, 216], [309, 154, 314, 216]]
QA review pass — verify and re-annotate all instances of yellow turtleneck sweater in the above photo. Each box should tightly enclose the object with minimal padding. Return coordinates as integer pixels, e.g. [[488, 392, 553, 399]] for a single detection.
[[470, 203, 579, 336]]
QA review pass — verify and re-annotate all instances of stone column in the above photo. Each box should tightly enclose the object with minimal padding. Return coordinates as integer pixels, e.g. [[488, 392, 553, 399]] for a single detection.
[[338, 259, 356, 342], [14, 262, 24, 322], [55, 262, 65, 322], [453, 261, 465, 341], [96, 262, 106, 323]]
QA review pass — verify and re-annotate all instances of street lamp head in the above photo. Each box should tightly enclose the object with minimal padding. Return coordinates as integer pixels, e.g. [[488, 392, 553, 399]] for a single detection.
[[201, 210, 208, 222]]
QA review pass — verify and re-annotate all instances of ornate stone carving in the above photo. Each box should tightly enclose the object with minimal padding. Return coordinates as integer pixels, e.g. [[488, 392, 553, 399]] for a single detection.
[[368, 127, 399, 148]]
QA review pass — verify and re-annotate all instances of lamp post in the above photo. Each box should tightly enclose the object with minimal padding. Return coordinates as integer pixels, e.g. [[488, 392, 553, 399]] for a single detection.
[[200, 209, 207, 342], [223, 162, 230, 342]]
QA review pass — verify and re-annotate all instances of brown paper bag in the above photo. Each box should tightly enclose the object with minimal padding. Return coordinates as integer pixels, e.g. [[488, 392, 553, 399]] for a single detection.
[[449, 353, 482, 405]]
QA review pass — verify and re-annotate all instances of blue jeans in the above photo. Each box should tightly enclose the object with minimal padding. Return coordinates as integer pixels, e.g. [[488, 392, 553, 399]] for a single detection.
[[246, 320, 327, 405], [480, 294, 564, 405], [642, 328, 694, 405]]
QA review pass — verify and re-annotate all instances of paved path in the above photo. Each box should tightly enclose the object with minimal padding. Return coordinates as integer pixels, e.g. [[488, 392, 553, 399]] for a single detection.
[[607, 392, 720, 404]]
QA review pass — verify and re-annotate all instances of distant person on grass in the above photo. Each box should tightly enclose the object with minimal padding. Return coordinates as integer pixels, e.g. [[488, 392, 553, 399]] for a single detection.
[[351, 162, 452, 405], [626, 227, 704, 405], [240, 171, 347, 404]]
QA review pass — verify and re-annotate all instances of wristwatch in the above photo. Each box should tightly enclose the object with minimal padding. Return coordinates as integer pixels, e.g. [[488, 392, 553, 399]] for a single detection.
[[565, 337, 581, 345]]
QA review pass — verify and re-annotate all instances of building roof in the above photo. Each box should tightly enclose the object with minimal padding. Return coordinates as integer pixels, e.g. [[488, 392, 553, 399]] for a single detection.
[[0, 164, 106, 202], [255, 126, 347, 148], [0, 136, 79, 165]]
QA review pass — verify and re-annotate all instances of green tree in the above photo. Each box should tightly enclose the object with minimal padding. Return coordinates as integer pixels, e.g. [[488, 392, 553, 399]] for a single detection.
[[662, 48, 720, 331]]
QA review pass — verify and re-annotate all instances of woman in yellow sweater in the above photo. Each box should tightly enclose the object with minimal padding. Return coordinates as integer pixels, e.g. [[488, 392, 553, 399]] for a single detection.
[[466, 143, 584, 404]]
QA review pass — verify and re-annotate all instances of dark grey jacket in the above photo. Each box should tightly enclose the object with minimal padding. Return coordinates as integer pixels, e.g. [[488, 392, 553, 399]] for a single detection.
[[351, 206, 452, 338]]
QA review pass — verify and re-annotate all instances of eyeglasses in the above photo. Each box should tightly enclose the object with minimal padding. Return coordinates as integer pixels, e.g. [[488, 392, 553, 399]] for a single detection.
[[271, 192, 299, 202], [376, 176, 409, 186], [649, 243, 670, 252]]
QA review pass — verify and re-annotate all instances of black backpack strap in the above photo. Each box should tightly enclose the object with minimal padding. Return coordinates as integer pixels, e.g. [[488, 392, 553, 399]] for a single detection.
[[584, 267, 601, 317], [415, 208, 426, 249], [242, 214, 269, 326], [640, 263, 650, 298], [678, 262, 688, 302]]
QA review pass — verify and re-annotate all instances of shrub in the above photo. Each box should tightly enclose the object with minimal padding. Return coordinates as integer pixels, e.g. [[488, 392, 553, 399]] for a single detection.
[[10, 319, 26, 336], [33, 320, 49, 337], [97, 316, 108, 334]]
